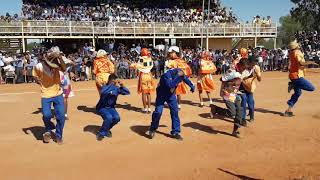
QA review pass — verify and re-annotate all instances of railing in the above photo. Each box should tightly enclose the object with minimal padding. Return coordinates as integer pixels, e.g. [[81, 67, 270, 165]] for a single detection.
[[0, 20, 277, 38]]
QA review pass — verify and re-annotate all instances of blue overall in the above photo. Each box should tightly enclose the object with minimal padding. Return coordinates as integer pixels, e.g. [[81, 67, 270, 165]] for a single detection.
[[150, 68, 195, 135], [96, 84, 130, 136], [240, 84, 255, 121], [287, 77, 315, 108], [41, 94, 65, 140]]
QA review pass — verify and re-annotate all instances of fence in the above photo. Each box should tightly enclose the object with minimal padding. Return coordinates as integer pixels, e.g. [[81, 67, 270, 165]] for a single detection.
[[0, 20, 277, 38]]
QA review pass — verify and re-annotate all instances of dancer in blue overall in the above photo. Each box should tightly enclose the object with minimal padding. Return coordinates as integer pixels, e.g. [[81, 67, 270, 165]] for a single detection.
[[148, 68, 195, 140], [96, 74, 130, 141]]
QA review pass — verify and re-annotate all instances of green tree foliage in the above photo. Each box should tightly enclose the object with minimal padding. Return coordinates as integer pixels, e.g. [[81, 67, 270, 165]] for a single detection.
[[277, 15, 302, 47], [258, 39, 275, 50], [290, 0, 320, 31]]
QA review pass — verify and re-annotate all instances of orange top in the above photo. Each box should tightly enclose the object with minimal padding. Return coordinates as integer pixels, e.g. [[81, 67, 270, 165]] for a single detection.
[[167, 58, 192, 77], [289, 49, 305, 80], [93, 57, 115, 75], [199, 59, 216, 74]]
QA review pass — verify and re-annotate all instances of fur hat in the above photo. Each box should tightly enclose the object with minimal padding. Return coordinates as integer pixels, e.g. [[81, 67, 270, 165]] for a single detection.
[[222, 69, 241, 82], [45, 46, 61, 68], [96, 49, 107, 58], [168, 46, 180, 53], [289, 40, 299, 50]]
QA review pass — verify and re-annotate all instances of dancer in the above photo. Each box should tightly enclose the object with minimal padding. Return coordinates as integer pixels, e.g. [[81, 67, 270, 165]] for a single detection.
[[96, 74, 130, 141], [93, 49, 115, 95], [234, 58, 252, 126], [166, 46, 192, 109], [130, 48, 155, 113], [197, 51, 216, 106], [240, 57, 262, 123], [211, 69, 243, 138], [148, 68, 195, 140], [59, 55, 75, 120], [284, 40, 315, 117], [32, 47, 66, 144], [240, 48, 248, 59]]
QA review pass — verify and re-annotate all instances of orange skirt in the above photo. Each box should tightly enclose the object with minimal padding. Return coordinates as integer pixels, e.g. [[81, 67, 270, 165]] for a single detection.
[[138, 72, 155, 94], [96, 73, 111, 92], [176, 82, 189, 95], [197, 74, 215, 92]]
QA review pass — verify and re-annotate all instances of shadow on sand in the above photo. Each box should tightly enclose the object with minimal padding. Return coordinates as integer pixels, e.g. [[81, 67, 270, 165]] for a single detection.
[[217, 168, 262, 180], [183, 122, 234, 138], [22, 126, 46, 141], [130, 125, 170, 139]]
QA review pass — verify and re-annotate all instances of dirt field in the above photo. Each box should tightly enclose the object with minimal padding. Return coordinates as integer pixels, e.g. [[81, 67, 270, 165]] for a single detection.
[[0, 71, 319, 180]]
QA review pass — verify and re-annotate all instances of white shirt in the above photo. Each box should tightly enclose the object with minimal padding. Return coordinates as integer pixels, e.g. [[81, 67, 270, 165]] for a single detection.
[[3, 57, 13, 64], [0, 56, 4, 67], [3, 65, 15, 72]]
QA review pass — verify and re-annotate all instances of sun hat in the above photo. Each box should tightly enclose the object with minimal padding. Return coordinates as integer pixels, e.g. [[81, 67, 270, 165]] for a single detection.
[[222, 69, 241, 82], [168, 46, 180, 53], [96, 49, 107, 58], [289, 40, 300, 50], [45, 46, 61, 68]]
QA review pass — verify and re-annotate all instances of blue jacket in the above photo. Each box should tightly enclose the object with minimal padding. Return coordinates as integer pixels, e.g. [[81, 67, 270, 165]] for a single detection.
[[157, 68, 194, 98], [96, 84, 130, 111]]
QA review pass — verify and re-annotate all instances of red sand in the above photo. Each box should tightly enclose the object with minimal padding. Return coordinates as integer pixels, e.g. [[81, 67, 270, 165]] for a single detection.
[[0, 70, 319, 180]]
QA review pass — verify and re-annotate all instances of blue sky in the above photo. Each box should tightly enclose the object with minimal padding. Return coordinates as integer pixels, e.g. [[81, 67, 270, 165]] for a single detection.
[[0, 0, 22, 16], [0, 0, 294, 23], [221, 0, 294, 23]]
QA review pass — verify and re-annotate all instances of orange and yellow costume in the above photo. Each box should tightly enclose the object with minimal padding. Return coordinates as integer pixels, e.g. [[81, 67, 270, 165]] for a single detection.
[[93, 52, 115, 92], [197, 53, 216, 92], [288, 48, 305, 80], [240, 48, 248, 59], [166, 58, 192, 95], [130, 56, 155, 94]]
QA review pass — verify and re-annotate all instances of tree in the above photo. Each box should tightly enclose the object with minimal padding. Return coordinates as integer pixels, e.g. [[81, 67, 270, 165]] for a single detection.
[[258, 39, 276, 50], [277, 15, 302, 47], [290, 0, 320, 31]]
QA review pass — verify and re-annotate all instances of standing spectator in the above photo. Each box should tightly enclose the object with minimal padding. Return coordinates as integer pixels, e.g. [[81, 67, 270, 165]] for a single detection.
[[153, 56, 160, 79], [191, 54, 200, 77], [257, 53, 263, 71], [261, 48, 268, 71], [0, 53, 4, 83], [14, 54, 25, 83], [108, 40, 115, 54], [74, 54, 83, 81], [25, 54, 37, 83], [83, 43, 90, 55]]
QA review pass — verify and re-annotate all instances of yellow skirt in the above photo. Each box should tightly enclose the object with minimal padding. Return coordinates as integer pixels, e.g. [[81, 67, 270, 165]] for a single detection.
[[138, 72, 155, 94], [176, 82, 189, 95], [95, 73, 110, 92], [197, 74, 215, 92]]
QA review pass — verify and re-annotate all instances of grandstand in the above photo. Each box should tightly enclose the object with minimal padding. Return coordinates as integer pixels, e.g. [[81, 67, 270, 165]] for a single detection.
[[0, 0, 277, 52]]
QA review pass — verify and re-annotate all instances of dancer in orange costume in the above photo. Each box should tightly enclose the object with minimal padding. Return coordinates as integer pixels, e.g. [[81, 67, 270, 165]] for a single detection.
[[130, 48, 155, 113], [166, 46, 193, 109], [240, 48, 248, 59], [93, 50, 115, 95], [197, 51, 217, 106]]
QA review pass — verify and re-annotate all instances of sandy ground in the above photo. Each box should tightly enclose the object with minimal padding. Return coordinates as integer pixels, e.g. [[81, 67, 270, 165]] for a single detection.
[[0, 70, 320, 180]]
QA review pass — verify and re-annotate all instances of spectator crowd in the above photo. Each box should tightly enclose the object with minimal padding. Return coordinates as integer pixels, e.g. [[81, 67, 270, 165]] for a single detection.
[[295, 31, 320, 65], [3, 39, 319, 85], [0, 0, 237, 23]]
